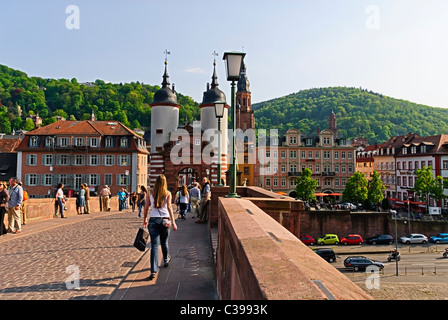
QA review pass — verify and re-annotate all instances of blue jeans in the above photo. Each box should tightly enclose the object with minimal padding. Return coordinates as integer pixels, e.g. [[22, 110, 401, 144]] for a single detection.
[[57, 198, 65, 218], [138, 200, 145, 218], [148, 217, 170, 273]]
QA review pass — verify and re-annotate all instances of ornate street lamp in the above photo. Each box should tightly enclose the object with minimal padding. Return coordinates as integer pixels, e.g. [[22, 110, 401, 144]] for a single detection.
[[214, 101, 226, 187], [222, 51, 245, 198]]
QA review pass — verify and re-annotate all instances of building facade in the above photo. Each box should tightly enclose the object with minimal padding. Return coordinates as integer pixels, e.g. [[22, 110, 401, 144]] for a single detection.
[[16, 119, 149, 197], [255, 112, 356, 197]]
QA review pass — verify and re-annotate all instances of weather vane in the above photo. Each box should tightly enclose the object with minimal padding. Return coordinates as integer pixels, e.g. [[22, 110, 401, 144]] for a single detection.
[[164, 49, 171, 64], [212, 51, 218, 66]]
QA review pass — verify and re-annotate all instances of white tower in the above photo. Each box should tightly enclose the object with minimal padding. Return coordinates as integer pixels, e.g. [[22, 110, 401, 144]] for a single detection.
[[200, 60, 229, 185], [150, 59, 180, 154], [149, 59, 180, 188]]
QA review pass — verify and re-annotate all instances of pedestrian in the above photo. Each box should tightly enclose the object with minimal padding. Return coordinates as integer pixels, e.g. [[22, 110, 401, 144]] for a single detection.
[[79, 184, 86, 214], [7, 177, 24, 233], [174, 187, 181, 213], [137, 185, 148, 218], [75, 191, 81, 214], [0, 181, 9, 236], [99, 185, 111, 212], [130, 191, 137, 212], [189, 182, 201, 219], [55, 183, 67, 219], [118, 188, 126, 211], [178, 184, 189, 220], [18, 181, 28, 225], [196, 177, 211, 224], [143, 174, 177, 280], [84, 183, 91, 214]]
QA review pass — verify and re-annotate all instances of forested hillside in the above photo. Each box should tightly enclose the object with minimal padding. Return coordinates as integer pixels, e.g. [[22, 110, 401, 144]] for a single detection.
[[0, 64, 199, 134], [253, 87, 448, 144], [2, 64, 448, 145]]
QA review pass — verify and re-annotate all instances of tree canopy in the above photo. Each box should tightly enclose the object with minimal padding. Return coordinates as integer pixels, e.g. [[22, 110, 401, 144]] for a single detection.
[[253, 87, 448, 145], [0, 64, 200, 134]]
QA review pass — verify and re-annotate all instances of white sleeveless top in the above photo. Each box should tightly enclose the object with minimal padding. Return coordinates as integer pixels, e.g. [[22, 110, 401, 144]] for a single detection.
[[149, 193, 170, 218]]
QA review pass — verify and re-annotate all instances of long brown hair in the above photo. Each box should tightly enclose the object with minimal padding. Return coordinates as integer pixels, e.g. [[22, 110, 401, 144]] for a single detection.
[[153, 175, 168, 208], [181, 185, 188, 196]]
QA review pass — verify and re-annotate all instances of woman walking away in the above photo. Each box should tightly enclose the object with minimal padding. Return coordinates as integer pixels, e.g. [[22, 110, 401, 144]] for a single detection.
[[0, 182, 9, 235], [178, 185, 189, 220], [137, 185, 148, 218], [143, 175, 177, 280]]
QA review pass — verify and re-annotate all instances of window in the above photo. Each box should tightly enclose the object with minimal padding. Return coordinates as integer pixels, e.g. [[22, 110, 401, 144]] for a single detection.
[[266, 178, 271, 187], [156, 129, 163, 134], [105, 137, 114, 147], [103, 155, 115, 166], [89, 138, 99, 147], [281, 164, 286, 173], [341, 151, 346, 159], [73, 155, 85, 166], [281, 178, 286, 187], [306, 138, 313, 146], [120, 137, 128, 147], [45, 137, 54, 147], [25, 174, 39, 186], [42, 174, 53, 186], [195, 138, 201, 146], [87, 174, 100, 186], [26, 154, 37, 166], [88, 155, 100, 166], [444, 160, 448, 170], [289, 136, 296, 144], [324, 151, 330, 159], [58, 137, 69, 147], [290, 150, 297, 159], [281, 151, 286, 158], [74, 137, 84, 146], [30, 136, 39, 147], [323, 137, 330, 145], [42, 154, 54, 166], [290, 165, 297, 172], [273, 178, 278, 187], [334, 151, 339, 159], [244, 167, 249, 175], [57, 155, 70, 166], [301, 151, 306, 158], [118, 155, 130, 166], [117, 174, 129, 186], [105, 174, 112, 186], [308, 151, 313, 159]]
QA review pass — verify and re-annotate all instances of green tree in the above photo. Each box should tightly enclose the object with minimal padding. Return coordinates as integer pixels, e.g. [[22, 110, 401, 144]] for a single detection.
[[412, 166, 448, 213], [295, 168, 318, 203], [23, 118, 35, 131], [367, 171, 385, 209], [343, 171, 368, 205]]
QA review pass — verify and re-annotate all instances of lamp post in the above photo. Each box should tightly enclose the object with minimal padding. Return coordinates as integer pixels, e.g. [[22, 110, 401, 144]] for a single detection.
[[223, 51, 245, 198], [214, 101, 226, 187]]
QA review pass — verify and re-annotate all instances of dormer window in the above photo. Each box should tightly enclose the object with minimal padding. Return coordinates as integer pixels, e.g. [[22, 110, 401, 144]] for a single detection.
[[30, 136, 38, 147], [120, 137, 128, 147], [306, 138, 313, 146], [45, 137, 54, 147], [74, 137, 84, 146], [105, 137, 114, 147]]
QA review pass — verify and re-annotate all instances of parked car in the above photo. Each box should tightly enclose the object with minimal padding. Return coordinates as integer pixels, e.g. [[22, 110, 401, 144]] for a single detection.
[[343, 256, 368, 267], [365, 234, 394, 245], [317, 234, 339, 245], [429, 233, 448, 244], [313, 248, 337, 263], [344, 257, 384, 272], [400, 233, 428, 244], [300, 235, 315, 245], [340, 203, 356, 210], [340, 234, 364, 245]]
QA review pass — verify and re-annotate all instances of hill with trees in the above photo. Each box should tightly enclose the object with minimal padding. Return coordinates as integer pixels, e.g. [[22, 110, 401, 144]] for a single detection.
[[252, 87, 448, 144], [0, 64, 199, 134]]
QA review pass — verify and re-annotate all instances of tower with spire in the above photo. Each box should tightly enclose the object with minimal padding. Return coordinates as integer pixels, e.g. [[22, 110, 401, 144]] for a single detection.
[[148, 54, 180, 188], [199, 53, 229, 185], [236, 62, 254, 131]]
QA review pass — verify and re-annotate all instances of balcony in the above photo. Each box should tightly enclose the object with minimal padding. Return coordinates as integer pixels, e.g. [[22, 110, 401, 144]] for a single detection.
[[322, 172, 336, 176], [288, 171, 299, 177]]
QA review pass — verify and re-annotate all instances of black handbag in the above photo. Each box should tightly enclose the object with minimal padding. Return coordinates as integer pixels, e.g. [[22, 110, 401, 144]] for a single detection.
[[133, 227, 149, 252]]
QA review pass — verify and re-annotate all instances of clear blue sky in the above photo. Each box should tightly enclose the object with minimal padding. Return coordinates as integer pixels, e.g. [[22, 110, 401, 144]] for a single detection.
[[2, 0, 448, 108]]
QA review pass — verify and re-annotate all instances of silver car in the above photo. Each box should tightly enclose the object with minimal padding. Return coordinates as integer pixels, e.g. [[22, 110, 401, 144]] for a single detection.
[[400, 233, 428, 244]]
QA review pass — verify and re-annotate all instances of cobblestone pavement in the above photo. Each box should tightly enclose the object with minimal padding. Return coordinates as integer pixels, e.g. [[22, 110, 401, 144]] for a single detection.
[[0, 210, 145, 300]]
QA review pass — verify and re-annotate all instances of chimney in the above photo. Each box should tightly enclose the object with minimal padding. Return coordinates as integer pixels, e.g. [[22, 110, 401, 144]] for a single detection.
[[317, 127, 320, 134]]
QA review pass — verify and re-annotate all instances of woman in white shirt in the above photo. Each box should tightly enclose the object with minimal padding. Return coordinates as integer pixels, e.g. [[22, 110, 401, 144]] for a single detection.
[[143, 175, 177, 280]]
